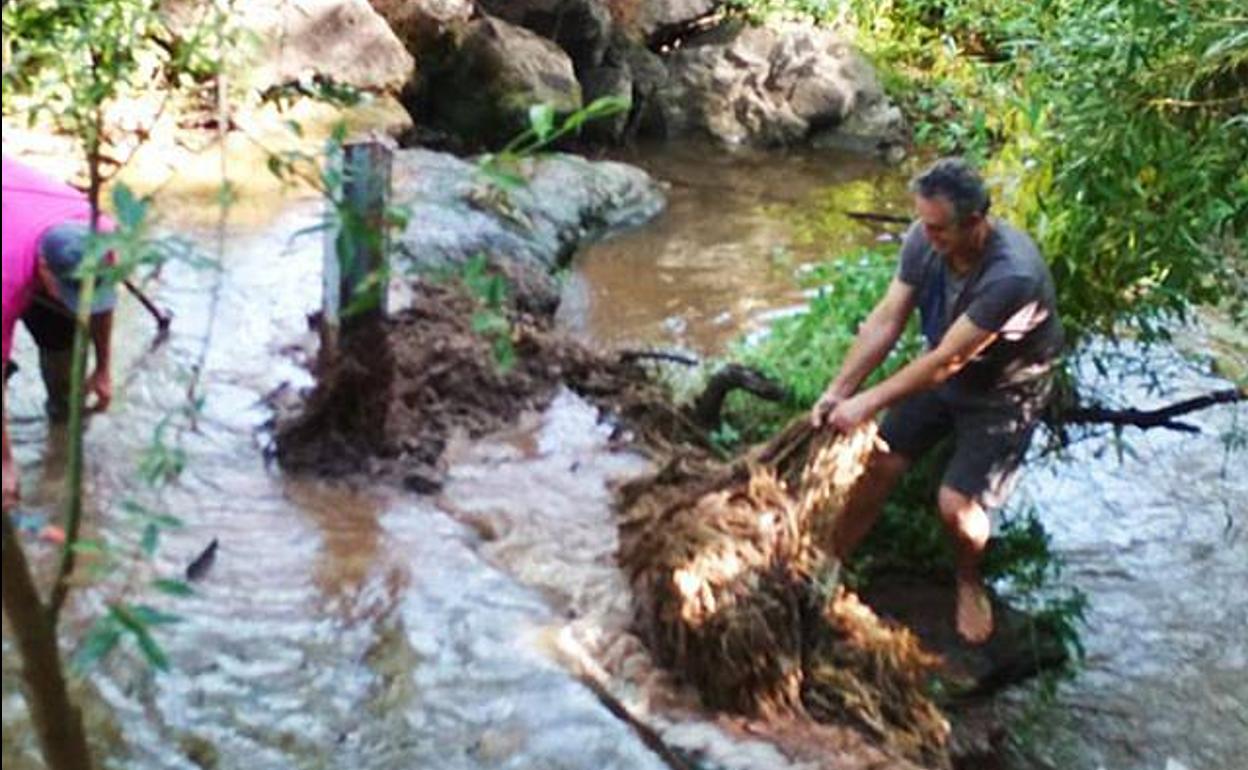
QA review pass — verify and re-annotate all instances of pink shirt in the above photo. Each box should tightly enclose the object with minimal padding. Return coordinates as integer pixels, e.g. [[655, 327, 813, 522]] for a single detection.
[[2, 155, 111, 363]]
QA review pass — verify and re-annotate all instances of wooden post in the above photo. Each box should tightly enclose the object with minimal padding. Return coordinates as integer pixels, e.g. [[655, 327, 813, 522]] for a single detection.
[[321, 141, 392, 368]]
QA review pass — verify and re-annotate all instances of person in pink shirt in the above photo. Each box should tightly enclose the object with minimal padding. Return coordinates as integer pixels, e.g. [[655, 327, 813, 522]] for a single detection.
[[3, 155, 118, 511]]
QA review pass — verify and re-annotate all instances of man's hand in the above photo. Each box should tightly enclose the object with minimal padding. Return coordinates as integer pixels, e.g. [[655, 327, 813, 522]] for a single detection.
[[826, 391, 880, 433], [2, 455, 19, 512], [811, 387, 847, 427], [85, 367, 112, 413]]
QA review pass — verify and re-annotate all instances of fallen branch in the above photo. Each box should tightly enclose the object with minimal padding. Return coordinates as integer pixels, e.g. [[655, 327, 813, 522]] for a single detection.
[[691, 363, 789, 428], [846, 210, 911, 226], [1061, 386, 1246, 432], [618, 349, 699, 367]]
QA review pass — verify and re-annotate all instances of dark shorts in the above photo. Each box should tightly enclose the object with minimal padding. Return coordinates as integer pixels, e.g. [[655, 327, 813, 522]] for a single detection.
[[22, 298, 77, 352], [879, 386, 1047, 509]]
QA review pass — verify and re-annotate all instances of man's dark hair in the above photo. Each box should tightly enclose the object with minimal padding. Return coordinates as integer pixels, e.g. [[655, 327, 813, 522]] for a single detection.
[[910, 157, 991, 223]]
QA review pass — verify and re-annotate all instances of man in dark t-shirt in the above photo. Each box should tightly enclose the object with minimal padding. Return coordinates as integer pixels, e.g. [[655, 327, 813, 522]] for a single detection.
[[810, 157, 1062, 644]]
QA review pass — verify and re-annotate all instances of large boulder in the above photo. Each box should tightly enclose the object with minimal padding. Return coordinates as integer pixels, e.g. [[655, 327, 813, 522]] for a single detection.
[[414, 16, 584, 148], [628, 0, 719, 43], [653, 21, 907, 149], [477, 0, 613, 73], [390, 149, 665, 312], [165, 0, 415, 94], [367, 0, 473, 56]]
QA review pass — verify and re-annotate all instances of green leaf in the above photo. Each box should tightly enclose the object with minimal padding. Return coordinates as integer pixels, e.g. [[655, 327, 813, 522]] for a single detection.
[[111, 183, 148, 229], [471, 311, 507, 335], [477, 164, 526, 191], [528, 103, 556, 142], [152, 578, 195, 597], [141, 523, 159, 556], [73, 618, 122, 672], [330, 120, 348, 146], [110, 604, 170, 671], [130, 605, 182, 627], [70, 539, 107, 555], [492, 337, 517, 372]]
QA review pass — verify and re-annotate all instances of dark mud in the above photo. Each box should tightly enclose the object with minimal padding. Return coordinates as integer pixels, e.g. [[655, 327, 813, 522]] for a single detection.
[[273, 279, 707, 488]]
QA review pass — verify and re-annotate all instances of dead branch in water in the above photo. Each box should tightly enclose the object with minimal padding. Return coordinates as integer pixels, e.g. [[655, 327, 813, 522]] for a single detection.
[[1061, 386, 1245, 433]]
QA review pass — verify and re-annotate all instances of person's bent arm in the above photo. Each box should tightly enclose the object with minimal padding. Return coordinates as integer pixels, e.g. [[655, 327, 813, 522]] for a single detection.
[[827, 314, 998, 431], [85, 311, 113, 412], [812, 277, 916, 425]]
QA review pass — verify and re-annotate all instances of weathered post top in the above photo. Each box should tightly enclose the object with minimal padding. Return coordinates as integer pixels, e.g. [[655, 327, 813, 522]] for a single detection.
[[320, 141, 393, 368]]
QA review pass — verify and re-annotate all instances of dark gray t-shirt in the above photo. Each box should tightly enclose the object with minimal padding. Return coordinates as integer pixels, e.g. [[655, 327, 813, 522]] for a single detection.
[[898, 219, 1064, 405]]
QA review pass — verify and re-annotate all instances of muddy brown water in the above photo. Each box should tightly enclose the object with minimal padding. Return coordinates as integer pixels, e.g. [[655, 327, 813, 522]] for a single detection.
[[3, 147, 1245, 770]]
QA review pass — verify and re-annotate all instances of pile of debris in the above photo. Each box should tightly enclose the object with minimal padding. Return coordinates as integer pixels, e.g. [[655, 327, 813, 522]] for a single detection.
[[617, 420, 951, 767]]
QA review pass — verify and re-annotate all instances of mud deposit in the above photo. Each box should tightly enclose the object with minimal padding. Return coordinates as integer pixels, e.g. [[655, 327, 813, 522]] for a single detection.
[[273, 280, 699, 487]]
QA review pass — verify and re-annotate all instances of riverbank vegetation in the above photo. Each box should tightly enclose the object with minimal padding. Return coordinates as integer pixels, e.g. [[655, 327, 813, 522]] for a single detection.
[[713, 0, 1245, 680]]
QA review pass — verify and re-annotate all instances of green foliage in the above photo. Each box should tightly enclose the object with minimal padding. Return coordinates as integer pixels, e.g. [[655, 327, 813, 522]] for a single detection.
[[74, 602, 179, 672], [476, 96, 631, 191], [2, 0, 238, 162], [720, 247, 921, 441], [461, 254, 517, 372], [3, 7, 229, 724], [846, 0, 1248, 347]]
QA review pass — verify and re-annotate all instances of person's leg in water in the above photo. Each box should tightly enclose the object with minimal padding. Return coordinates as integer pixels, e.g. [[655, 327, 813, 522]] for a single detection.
[[938, 485, 993, 644], [834, 390, 949, 558], [942, 398, 1044, 644]]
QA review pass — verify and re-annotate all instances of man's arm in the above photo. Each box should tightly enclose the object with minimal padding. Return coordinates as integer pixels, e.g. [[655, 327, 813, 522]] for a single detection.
[[812, 277, 916, 424], [85, 311, 113, 412], [826, 314, 998, 431]]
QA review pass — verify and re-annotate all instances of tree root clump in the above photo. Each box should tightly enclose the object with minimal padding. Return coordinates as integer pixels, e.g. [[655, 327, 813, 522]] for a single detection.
[[617, 420, 952, 768]]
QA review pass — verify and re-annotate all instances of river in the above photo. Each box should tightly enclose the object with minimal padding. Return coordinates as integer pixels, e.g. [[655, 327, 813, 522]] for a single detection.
[[2, 145, 1244, 770]]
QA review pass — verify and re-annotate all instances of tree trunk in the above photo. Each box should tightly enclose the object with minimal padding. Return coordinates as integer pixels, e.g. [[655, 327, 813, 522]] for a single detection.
[[1, 511, 94, 770]]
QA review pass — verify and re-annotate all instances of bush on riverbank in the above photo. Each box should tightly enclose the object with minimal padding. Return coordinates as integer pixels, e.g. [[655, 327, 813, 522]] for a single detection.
[[733, 0, 1247, 346], [711, 0, 1244, 669]]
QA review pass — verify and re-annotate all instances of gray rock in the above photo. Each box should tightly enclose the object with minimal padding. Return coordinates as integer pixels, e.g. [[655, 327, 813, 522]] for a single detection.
[[653, 21, 908, 151], [389, 149, 665, 311], [367, 0, 473, 55], [632, 0, 718, 42]]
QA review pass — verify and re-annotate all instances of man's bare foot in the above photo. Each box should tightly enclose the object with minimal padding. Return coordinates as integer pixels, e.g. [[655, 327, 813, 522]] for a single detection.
[[956, 578, 994, 644]]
